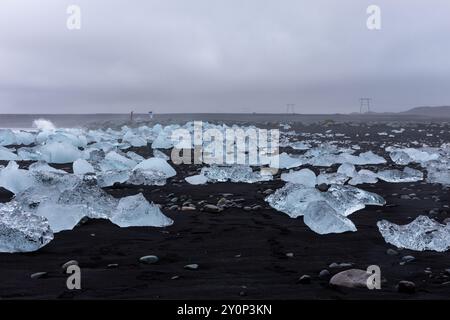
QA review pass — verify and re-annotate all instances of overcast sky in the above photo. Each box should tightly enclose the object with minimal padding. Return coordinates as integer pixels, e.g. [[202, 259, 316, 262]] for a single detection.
[[1, 0, 450, 114]]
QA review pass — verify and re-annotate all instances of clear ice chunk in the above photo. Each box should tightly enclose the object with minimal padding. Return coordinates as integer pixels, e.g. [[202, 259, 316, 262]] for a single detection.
[[201, 165, 272, 183], [0, 146, 18, 160], [73, 159, 95, 175], [377, 216, 450, 252], [281, 169, 316, 187], [110, 193, 173, 228], [0, 202, 53, 252], [303, 201, 357, 235], [377, 167, 423, 183], [39, 141, 83, 164]]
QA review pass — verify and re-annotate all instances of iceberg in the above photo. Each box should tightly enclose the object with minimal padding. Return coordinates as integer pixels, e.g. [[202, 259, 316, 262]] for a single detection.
[[377, 216, 450, 252]]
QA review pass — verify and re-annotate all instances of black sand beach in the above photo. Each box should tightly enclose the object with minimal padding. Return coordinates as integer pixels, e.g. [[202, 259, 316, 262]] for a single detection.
[[1, 119, 450, 299]]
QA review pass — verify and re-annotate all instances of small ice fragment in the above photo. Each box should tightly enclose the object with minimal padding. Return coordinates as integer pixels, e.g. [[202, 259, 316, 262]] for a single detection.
[[185, 174, 208, 185]]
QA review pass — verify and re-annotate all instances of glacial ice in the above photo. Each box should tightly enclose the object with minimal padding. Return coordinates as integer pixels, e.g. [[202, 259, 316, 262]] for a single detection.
[[100, 151, 137, 172], [266, 183, 384, 234], [39, 141, 83, 164], [73, 159, 95, 175], [0, 146, 18, 160], [201, 165, 272, 183], [133, 158, 177, 178], [0, 161, 34, 194], [281, 169, 316, 187], [185, 174, 208, 185], [0, 202, 53, 252], [303, 201, 357, 235], [377, 167, 423, 183], [377, 216, 450, 252], [337, 163, 357, 178], [110, 193, 173, 228], [0, 129, 16, 146]]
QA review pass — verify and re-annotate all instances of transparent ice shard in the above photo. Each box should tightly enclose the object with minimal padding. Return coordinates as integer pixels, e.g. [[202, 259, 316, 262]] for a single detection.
[[303, 201, 357, 235], [0, 202, 53, 253], [110, 193, 173, 228], [281, 169, 316, 187], [377, 167, 423, 183], [377, 216, 450, 252], [36, 203, 87, 232], [201, 165, 272, 183], [153, 149, 170, 160]]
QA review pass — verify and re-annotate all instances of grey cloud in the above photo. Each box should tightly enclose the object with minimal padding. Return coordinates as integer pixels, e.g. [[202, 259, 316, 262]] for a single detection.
[[0, 0, 450, 114]]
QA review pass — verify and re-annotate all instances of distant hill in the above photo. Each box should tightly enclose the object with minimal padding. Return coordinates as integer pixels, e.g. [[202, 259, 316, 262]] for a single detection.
[[401, 106, 450, 117]]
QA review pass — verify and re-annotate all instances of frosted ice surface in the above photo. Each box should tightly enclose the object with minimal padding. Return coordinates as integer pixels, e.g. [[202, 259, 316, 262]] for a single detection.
[[281, 169, 316, 187], [377, 167, 423, 183], [39, 142, 83, 164], [110, 193, 173, 228], [270, 152, 303, 169], [56, 175, 118, 219], [13, 131, 35, 146], [153, 149, 170, 160], [0, 146, 18, 160], [185, 174, 208, 185], [316, 172, 349, 185], [0, 202, 53, 252], [73, 159, 95, 175], [0, 129, 16, 146], [348, 169, 378, 185], [133, 158, 177, 178], [201, 165, 272, 183], [303, 201, 357, 235], [377, 216, 450, 252], [100, 151, 137, 171], [389, 150, 413, 165], [97, 170, 130, 187], [290, 141, 311, 150], [0, 161, 34, 194], [127, 168, 168, 186], [126, 151, 145, 162], [337, 163, 357, 178], [36, 203, 87, 232]]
